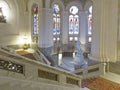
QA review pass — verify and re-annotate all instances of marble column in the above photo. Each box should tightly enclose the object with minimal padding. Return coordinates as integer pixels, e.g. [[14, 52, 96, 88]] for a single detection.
[[79, 11, 88, 51], [89, 0, 118, 62], [61, 10, 69, 44], [38, 8, 53, 48], [79, 11, 88, 52]]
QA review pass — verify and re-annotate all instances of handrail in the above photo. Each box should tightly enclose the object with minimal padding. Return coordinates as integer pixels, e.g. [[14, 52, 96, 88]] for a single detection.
[[35, 47, 51, 65], [0, 45, 17, 55], [73, 63, 104, 79], [0, 46, 81, 75]]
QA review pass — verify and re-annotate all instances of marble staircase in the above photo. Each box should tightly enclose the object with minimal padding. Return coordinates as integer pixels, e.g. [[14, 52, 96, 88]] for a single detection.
[[0, 46, 81, 90]]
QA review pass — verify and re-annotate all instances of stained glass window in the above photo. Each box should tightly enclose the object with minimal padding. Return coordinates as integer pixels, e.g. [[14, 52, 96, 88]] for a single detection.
[[69, 6, 79, 35], [53, 4, 60, 35], [88, 6, 92, 42], [69, 15, 74, 34], [69, 6, 79, 42], [53, 4, 61, 52], [33, 4, 38, 35], [32, 4, 38, 43], [88, 6, 92, 35]]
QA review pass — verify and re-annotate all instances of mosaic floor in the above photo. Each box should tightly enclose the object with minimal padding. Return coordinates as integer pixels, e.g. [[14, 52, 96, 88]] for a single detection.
[[82, 73, 120, 90]]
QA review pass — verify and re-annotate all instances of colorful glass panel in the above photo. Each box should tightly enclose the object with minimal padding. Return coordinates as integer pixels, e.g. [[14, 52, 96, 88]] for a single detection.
[[70, 6, 78, 15], [53, 4, 59, 14], [74, 15, 79, 34], [88, 6, 92, 35], [33, 4, 38, 35], [69, 15, 74, 34], [53, 4, 60, 35], [69, 6, 79, 36]]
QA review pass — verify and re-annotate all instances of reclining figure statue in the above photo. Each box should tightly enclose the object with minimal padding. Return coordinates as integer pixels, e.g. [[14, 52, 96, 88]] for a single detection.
[[74, 40, 88, 68]]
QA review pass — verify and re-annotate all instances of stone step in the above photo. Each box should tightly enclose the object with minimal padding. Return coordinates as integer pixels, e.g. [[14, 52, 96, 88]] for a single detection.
[[109, 62, 120, 74], [101, 72, 120, 84]]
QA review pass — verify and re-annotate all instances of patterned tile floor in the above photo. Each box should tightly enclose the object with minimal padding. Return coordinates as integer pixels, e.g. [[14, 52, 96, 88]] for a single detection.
[[81, 72, 120, 90], [87, 77, 120, 90]]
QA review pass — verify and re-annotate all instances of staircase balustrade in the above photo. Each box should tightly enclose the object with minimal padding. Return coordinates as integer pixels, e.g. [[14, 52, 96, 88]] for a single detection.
[[0, 51, 81, 90]]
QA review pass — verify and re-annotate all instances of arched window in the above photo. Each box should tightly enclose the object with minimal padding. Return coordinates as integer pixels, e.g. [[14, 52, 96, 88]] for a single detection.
[[32, 4, 38, 43], [33, 4, 38, 35], [88, 6, 92, 42], [69, 6, 79, 42], [53, 4, 61, 46]]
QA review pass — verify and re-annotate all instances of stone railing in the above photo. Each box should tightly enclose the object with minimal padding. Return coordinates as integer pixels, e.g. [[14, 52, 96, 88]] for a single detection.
[[0, 59, 24, 74], [0, 45, 51, 66], [34, 47, 51, 65], [73, 63, 104, 79], [0, 45, 17, 55], [0, 53, 81, 90]]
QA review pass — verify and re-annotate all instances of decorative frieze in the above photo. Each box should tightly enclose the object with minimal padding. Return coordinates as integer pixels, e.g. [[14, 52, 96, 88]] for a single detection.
[[0, 59, 24, 74]]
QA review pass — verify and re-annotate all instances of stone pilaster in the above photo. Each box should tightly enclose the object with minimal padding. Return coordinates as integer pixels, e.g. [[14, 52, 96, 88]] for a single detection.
[[90, 0, 118, 62], [38, 8, 53, 48], [61, 10, 69, 44], [79, 11, 88, 45]]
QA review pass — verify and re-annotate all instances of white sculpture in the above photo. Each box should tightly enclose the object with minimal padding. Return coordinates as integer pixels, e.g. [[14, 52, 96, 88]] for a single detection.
[[74, 40, 88, 68]]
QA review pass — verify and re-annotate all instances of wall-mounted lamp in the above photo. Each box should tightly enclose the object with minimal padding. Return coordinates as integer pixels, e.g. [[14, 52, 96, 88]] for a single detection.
[[0, 7, 6, 23]]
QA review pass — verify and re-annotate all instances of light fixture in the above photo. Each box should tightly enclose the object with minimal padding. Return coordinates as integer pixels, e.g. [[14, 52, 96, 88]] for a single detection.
[[23, 35, 29, 49], [0, 7, 6, 23]]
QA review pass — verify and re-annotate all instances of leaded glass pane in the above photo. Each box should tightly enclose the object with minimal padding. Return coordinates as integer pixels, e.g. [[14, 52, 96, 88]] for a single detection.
[[33, 4, 38, 35], [74, 15, 79, 34], [53, 4, 59, 14], [88, 6, 92, 35], [88, 36, 92, 42], [53, 4, 60, 35], [69, 37, 73, 41], [69, 15, 74, 34], [69, 6, 79, 36], [70, 6, 78, 15], [74, 37, 78, 41]]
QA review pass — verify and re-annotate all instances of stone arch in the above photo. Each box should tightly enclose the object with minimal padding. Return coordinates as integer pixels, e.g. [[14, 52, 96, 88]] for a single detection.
[[0, 0, 18, 23], [0, 0, 21, 29], [51, 0, 65, 11], [84, 0, 93, 11], [66, 1, 83, 11], [28, 0, 42, 12], [28, 0, 42, 27]]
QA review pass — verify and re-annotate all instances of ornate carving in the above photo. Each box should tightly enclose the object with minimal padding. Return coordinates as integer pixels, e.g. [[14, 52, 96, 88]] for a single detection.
[[0, 60, 24, 74], [74, 40, 88, 68]]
